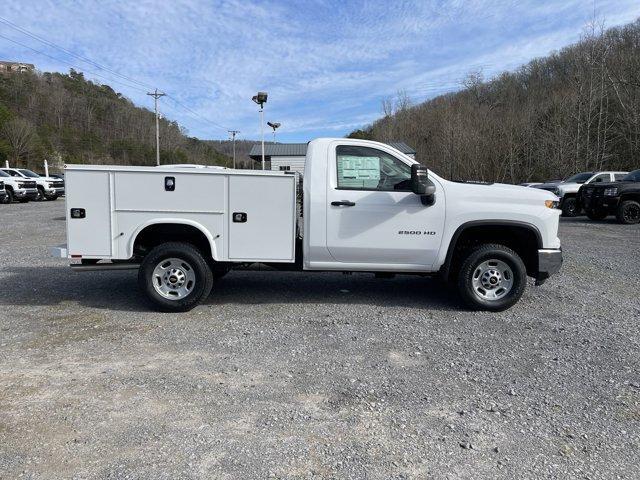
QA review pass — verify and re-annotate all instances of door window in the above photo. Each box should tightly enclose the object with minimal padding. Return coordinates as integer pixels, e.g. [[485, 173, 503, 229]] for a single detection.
[[591, 173, 610, 183], [336, 145, 411, 191]]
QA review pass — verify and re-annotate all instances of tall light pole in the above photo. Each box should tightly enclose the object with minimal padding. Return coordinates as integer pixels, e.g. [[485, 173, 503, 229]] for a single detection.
[[228, 130, 240, 169], [252, 92, 268, 170], [147, 88, 165, 166], [267, 121, 281, 143]]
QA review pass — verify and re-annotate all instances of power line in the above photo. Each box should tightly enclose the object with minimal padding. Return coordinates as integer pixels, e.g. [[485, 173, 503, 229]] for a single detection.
[[0, 15, 155, 90], [165, 94, 230, 132], [0, 18, 234, 135], [0, 33, 149, 94]]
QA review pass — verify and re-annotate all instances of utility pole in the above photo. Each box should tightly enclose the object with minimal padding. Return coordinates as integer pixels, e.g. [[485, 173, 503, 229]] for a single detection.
[[147, 88, 165, 166], [228, 130, 240, 169]]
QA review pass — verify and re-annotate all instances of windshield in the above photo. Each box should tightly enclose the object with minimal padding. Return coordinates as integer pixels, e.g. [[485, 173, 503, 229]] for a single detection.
[[622, 169, 640, 182], [18, 169, 40, 178], [564, 172, 594, 184], [0, 170, 9, 177]]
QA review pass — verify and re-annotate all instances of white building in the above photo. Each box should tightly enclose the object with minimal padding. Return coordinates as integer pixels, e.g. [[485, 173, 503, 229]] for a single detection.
[[249, 142, 416, 173]]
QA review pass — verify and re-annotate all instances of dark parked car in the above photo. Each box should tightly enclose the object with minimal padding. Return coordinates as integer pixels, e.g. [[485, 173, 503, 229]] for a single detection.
[[579, 169, 640, 224]]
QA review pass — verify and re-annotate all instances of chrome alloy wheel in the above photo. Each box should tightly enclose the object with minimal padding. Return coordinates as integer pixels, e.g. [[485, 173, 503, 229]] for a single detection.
[[471, 259, 514, 301], [152, 257, 196, 300]]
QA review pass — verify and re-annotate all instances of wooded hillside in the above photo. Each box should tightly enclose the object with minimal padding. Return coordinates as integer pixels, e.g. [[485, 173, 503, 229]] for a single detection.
[[0, 69, 230, 170], [350, 19, 640, 183]]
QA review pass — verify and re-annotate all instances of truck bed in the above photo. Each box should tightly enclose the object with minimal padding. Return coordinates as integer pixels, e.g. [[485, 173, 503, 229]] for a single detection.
[[63, 165, 297, 263]]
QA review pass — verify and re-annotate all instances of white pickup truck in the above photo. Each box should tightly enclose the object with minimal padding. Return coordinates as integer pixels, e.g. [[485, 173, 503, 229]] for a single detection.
[[51, 138, 562, 312]]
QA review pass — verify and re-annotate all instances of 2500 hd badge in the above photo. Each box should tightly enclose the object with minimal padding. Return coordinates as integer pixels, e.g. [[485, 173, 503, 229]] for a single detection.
[[398, 230, 437, 235]]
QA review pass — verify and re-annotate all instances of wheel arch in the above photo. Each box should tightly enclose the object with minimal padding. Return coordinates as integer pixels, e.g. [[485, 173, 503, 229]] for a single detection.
[[620, 192, 640, 203], [441, 220, 542, 281], [129, 219, 219, 261]]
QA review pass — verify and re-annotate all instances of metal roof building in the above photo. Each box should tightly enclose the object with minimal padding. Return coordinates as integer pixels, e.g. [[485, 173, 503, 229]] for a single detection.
[[249, 141, 416, 173]]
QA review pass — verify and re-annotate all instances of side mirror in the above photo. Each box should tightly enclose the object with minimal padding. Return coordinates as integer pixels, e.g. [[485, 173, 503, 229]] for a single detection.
[[411, 164, 429, 194], [411, 164, 436, 206]]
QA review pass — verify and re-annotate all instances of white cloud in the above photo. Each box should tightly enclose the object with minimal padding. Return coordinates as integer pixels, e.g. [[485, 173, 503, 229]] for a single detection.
[[1, 0, 639, 141]]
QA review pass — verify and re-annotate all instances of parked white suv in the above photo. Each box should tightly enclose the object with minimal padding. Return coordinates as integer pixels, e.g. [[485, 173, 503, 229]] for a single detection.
[[1, 168, 65, 201], [0, 169, 39, 203], [540, 171, 628, 217]]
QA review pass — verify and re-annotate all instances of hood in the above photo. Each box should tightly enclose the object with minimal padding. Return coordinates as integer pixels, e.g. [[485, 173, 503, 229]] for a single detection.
[[535, 180, 562, 189], [449, 180, 557, 203], [584, 180, 633, 189], [556, 181, 580, 189]]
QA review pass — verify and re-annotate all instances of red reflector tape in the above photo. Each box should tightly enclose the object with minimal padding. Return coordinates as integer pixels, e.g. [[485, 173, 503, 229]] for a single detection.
[[71, 255, 82, 258]]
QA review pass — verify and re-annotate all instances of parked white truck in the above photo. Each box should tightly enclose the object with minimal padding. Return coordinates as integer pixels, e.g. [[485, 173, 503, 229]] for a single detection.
[[51, 138, 562, 312]]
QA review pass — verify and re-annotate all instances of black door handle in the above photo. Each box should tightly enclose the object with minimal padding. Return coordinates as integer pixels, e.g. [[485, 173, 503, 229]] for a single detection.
[[331, 200, 356, 207]]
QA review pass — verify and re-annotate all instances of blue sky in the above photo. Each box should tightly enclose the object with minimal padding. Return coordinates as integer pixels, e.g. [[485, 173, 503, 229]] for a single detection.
[[1, 1, 639, 143]]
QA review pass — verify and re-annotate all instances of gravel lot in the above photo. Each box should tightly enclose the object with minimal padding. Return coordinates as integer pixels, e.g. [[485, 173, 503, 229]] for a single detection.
[[1, 201, 639, 479]]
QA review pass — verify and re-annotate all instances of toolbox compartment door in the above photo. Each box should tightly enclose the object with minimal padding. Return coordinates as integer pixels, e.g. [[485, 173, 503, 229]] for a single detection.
[[228, 175, 296, 262], [66, 170, 112, 257]]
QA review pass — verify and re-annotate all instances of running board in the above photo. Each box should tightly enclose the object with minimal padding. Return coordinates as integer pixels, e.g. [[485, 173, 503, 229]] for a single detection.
[[70, 263, 140, 272]]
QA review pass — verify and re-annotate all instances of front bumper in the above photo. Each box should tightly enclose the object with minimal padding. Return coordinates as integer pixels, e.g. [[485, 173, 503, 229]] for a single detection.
[[581, 195, 619, 212], [536, 248, 563, 284], [14, 188, 39, 199], [45, 187, 65, 196]]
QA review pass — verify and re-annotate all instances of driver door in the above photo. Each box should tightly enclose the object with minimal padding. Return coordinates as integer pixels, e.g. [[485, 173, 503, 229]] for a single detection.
[[325, 143, 445, 267]]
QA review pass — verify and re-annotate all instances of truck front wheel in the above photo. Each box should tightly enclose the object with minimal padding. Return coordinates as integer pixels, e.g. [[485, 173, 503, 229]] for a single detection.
[[561, 197, 579, 217], [457, 244, 527, 311], [616, 199, 640, 224], [138, 242, 213, 312], [0, 189, 12, 204]]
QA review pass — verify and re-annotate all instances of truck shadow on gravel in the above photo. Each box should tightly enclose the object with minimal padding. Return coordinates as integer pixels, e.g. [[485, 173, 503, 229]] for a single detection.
[[0, 267, 462, 312], [560, 217, 623, 225]]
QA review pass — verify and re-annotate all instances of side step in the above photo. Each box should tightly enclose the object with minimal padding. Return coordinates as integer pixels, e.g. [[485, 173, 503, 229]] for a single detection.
[[70, 263, 140, 272]]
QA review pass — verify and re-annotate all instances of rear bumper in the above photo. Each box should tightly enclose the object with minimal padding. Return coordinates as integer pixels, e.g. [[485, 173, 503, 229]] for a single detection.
[[536, 248, 563, 284]]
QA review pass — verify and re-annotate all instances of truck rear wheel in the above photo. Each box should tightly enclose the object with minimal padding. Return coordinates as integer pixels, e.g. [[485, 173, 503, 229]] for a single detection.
[[616, 200, 640, 224], [457, 244, 527, 311], [138, 242, 213, 312]]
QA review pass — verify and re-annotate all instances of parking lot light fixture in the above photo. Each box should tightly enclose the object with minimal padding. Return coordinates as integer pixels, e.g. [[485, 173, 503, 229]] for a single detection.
[[252, 92, 268, 170]]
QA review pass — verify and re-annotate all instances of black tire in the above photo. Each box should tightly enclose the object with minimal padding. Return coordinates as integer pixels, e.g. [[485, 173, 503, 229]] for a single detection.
[[36, 186, 45, 201], [561, 197, 579, 217], [616, 200, 640, 225], [586, 208, 608, 221], [1, 189, 12, 204], [138, 241, 213, 312], [457, 243, 527, 312]]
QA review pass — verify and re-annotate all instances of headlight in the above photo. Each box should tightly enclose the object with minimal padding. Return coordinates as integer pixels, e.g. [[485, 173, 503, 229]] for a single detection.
[[17, 182, 26, 188], [545, 200, 559, 209], [604, 187, 618, 196]]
